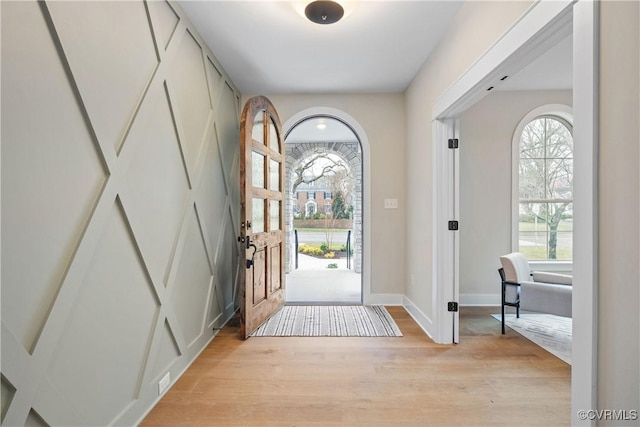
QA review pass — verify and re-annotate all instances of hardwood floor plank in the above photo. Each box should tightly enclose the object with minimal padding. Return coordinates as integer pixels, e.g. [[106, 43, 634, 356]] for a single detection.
[[141, 306, 570, 426]]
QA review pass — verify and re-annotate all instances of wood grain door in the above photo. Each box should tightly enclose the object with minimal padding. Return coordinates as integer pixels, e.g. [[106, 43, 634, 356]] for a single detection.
[[239, 96, 285, 338]]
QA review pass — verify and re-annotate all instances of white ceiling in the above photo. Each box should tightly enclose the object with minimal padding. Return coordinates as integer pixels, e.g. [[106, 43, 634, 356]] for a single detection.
[[497, 34, 573, 91], [178, 0, 463, 94], [178, 1, 572, 95]]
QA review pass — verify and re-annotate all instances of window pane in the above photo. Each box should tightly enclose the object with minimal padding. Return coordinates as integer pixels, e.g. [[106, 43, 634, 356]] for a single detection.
[[269, 200, 280, 231], [269, 159, 279, 191], [520, 119, 546, 158], [519, 158, 545, 199], [269, 118, 279, 152], [552, 232, 573, 260], [252, 151, 265, 189], [519, 217, 547, 234], [519, 231, 548, 260], [252, 110, 264, 144], [546, 159, 573, 199], [558, 203, 573, 231], [252, 198, 265, 233], [545, 118, 573, 158], [519, 203, 549, 230]]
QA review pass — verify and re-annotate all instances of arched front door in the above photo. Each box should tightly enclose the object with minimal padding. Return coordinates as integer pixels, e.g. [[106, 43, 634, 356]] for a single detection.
[[239, 96, 285, 338]]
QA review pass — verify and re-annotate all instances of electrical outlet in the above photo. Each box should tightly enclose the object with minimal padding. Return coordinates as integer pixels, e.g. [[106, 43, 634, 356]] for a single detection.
[[384, 198, 398, 209], [158, 372, 171, 395]]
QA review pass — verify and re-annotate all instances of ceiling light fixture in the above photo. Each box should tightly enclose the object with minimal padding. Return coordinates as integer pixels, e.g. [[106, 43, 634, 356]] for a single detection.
[[317, 123, 327, 130], [305, 0, 344, 25]]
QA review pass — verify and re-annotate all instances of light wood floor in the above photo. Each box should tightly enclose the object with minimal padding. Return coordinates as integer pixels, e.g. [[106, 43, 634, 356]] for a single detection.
[[141, 306, 570, 426]]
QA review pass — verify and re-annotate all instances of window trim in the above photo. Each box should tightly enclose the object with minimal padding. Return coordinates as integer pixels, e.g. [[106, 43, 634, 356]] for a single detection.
[[511, 104, 574, 262]]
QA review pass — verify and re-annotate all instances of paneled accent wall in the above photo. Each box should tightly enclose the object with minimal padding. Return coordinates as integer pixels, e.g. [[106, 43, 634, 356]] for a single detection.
[[1, 1, 241, 425]]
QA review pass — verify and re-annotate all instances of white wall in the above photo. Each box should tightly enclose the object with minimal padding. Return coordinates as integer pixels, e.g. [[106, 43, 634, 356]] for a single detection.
[[1, 1, 241, 425], [458, 90, 572, 305], [404, 1, 534, 322], [246, 93, 407, 299], [598, 0, 639, 420]]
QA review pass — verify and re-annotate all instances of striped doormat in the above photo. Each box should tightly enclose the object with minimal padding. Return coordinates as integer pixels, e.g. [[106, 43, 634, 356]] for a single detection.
[[251, 305, 403, 337]]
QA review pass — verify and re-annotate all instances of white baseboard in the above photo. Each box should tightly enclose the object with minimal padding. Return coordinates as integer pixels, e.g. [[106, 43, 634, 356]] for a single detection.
[[402, 296, 434, 340], [459, 293, 501, 306]]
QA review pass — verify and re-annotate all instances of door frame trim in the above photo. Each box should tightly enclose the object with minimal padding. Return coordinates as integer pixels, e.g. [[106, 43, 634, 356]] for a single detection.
[[282, 107, 371, 304]]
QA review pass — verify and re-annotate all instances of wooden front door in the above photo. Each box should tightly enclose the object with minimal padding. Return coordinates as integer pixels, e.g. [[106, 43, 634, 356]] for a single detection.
[[239, 96, 286, 338]]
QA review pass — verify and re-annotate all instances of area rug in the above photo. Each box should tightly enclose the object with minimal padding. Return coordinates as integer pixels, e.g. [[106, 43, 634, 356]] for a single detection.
[[251, 305, 403, 337], [492, 313, 572, 364]]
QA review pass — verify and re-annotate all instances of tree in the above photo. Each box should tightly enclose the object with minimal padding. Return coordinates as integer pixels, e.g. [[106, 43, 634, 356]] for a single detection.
[[519, 117, 573, 259], [291, 150, 348, 194], [331, 191, 349, 219]]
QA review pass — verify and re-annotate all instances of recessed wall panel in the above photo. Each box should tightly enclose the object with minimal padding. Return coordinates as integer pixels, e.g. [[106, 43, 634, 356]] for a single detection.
[[49, 200, 159, 426], [206, 58, 223, 106], [171, 208, 213, 347], [24, 409, 47, 427], [207, 278, 223, 327], [217, 83, 241, 179], [1, 376, 16, 423], [196, 130, 228, 267], [0, 0, 106, 354], [167, 30, 211, 174], [150, 320, 180, 382], [124, 84, 190, 284], [47, 1, 158, 152], [217, 211, 240, 308], [148, 0, 179, 51]]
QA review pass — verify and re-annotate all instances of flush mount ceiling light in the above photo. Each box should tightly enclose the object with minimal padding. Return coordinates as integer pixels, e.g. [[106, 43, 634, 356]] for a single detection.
[[305, 0, 344, 25]]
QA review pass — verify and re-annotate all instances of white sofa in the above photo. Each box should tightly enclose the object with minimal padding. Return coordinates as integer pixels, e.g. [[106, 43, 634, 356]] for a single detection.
[[499, 252, 572, 334]]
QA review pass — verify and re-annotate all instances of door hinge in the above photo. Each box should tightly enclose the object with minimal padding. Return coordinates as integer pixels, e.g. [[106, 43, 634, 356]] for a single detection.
[[448, 138, 459, 149], [447, 301, 459, 312], [448, 220, 459, 231]]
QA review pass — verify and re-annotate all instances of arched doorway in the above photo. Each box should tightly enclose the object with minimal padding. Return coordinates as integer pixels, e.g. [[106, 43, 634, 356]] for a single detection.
[[283, 110, 368, 303]]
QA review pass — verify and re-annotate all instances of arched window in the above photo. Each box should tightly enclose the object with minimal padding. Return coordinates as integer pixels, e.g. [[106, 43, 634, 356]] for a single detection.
[[514, 106, 573, 261]]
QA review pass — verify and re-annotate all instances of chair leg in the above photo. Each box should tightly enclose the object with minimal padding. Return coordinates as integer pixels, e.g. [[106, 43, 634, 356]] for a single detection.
[[501, 283, 506, 334]]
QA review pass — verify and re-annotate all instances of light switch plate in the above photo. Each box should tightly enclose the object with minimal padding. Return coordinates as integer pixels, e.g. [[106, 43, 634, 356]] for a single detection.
[[384, 198, 398, 209]]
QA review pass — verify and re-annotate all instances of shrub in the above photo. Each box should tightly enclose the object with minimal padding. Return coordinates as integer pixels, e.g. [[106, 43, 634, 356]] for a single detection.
[[298, 244, 323, 256], [327, 263, 338, 269], [320, 243, 329, 253], [324, 251, 335, 259]]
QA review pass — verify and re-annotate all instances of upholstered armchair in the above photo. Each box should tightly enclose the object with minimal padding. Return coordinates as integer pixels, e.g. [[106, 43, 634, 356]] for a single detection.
[[498, 252, 572, 334]]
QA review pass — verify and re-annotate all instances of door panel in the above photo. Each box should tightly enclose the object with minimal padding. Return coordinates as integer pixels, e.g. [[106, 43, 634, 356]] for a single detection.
[[239, 96, 285, 338]]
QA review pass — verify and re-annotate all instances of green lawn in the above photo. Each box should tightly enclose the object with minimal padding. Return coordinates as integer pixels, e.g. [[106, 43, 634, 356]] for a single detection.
[[520, 246, 573, 260]]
